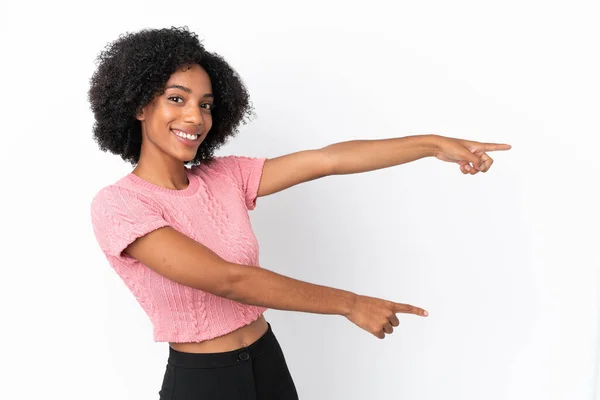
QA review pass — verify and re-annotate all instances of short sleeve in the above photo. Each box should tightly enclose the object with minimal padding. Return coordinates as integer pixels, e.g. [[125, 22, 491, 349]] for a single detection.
[[218, 156, 267, 210], [90, 186, 171, 258]]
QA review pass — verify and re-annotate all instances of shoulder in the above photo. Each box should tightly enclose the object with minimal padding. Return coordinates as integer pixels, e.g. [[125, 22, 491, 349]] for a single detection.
[[190, 155, 237, 173], [188, 156, 237, 181], [91, 184, 160, 221], [191, 155, 266, 176], [191, 156, 267, 191], [89, 184, 170, 258], [192, 155, 265, 169]]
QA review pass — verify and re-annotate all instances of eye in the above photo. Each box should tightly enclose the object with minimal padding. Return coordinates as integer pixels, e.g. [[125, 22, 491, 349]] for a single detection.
[[200, 103, 216, 112], [168, 96, 183, 103]]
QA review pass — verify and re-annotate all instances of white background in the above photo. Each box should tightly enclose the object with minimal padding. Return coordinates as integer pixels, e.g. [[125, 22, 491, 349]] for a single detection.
[[1, 1, 598, 399]]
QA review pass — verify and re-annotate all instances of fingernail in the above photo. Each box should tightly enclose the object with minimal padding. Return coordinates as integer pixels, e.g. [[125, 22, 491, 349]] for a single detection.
[[424, 311, 429, 316]]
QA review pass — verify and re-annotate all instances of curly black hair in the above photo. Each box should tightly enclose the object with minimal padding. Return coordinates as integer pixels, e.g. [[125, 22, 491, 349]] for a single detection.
[[88, 26, 254, 166]]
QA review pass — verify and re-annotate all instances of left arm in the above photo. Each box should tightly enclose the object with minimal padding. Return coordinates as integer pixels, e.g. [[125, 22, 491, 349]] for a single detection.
[[257, 134, 511, 197], [323, 134, 439, 175]]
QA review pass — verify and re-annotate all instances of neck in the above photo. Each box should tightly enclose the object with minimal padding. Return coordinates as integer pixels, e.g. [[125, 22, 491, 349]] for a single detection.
[[133, 147, 189, 190]]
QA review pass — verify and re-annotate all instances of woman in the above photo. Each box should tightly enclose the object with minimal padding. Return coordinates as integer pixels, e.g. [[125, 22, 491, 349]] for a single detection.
[[89, 26, 511, 399]]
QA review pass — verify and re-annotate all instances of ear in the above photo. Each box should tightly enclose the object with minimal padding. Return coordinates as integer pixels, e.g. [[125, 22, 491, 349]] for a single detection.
[[136, 107, 145, 121]]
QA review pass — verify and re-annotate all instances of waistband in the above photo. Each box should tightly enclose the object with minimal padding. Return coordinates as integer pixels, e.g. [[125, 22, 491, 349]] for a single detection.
[[167, 323, 276, 369]]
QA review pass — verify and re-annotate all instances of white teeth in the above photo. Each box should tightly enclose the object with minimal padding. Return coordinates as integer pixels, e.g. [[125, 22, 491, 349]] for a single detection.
[[173, 130, 198, 140]]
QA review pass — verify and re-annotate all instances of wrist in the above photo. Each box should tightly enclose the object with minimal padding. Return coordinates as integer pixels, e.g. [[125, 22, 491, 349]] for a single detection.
[[423, 134, 443, 157], [341, 292, 358, 317]]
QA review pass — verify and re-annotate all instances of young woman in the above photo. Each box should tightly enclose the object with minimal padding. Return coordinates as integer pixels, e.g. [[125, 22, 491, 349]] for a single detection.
[[89, 26, 511, 400]]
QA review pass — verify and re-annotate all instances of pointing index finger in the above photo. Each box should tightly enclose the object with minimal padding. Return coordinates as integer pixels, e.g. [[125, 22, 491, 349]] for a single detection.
[[484, 143, 512, 152], [393, 303, 429, 317]]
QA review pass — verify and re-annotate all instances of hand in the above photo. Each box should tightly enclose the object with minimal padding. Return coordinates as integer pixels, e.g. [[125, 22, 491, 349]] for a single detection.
[[345, 295, 428, 339], [432, 135, 512, 175]]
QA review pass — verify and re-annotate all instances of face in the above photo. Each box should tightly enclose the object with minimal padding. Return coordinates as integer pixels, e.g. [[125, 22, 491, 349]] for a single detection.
[[136, 64, 214, 163]]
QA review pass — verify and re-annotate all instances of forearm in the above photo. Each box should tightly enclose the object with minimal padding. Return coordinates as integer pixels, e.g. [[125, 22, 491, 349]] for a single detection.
[[226, 264, 357, 317], [323, 134, 440, 175]]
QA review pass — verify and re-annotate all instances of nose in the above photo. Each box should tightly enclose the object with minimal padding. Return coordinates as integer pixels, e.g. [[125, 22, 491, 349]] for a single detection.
[[183, 104, 203, 126]]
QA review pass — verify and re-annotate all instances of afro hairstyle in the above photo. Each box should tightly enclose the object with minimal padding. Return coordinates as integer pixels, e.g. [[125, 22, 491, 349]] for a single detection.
[[88, 26, 254, 165]]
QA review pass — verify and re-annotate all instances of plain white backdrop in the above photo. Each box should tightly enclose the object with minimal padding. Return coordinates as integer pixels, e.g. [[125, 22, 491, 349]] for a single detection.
[[1, 1, 598, 399]]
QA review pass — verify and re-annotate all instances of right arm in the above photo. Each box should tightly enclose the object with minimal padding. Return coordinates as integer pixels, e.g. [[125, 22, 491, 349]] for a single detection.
[[125, 226, 428, 339]]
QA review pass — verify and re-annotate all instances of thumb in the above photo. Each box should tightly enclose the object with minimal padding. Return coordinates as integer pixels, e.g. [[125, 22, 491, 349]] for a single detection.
[[463, 150, 483, 171]]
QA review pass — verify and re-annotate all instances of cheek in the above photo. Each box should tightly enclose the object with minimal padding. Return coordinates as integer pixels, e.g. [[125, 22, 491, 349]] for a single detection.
[[149, 100, 177, 124], [160, 107, 180, 124], [206, 114, 214, 129]]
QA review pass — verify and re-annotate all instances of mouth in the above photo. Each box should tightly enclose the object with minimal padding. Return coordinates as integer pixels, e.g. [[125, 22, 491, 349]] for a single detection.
[[171, 129, 200, 146]]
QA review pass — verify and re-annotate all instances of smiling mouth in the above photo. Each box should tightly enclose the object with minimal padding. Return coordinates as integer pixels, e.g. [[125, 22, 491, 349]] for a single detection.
[[171, 129, 200, 141]]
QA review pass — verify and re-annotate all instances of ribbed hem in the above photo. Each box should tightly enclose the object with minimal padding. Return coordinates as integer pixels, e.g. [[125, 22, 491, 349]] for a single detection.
[[114, 218, 171, 257], [246, 158, 267, 210], [154, 308, 268, 343]]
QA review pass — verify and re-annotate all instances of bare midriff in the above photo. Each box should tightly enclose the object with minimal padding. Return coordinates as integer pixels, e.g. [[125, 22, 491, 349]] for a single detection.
[[169, 314, 269, 354]]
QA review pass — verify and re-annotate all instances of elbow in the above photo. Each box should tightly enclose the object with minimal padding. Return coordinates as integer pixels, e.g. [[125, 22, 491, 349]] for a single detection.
[[218, 262, 247, 301], [318, 147, 338, 176]]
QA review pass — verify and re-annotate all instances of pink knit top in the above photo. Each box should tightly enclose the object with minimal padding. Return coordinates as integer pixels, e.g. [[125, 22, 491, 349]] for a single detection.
[[90, 156, 268, 343]]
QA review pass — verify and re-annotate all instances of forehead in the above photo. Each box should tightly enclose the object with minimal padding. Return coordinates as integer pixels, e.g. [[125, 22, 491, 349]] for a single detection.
[[166, 64, 212, 90]]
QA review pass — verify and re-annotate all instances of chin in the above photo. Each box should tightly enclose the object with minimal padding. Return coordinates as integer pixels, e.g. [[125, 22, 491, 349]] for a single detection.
[[177, 153, 197, 163], [170, 145, 202, 163]]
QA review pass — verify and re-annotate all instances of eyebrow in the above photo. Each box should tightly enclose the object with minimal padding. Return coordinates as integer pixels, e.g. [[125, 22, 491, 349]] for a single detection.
[[165, 84, 214, 98]]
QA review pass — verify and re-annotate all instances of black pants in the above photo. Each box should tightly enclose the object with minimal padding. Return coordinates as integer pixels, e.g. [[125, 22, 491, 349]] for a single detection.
[[159, 323, 299, 399]]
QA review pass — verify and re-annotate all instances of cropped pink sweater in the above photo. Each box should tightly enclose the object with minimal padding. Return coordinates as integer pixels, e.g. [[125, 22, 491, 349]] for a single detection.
[[90, 156, 268, 343]]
